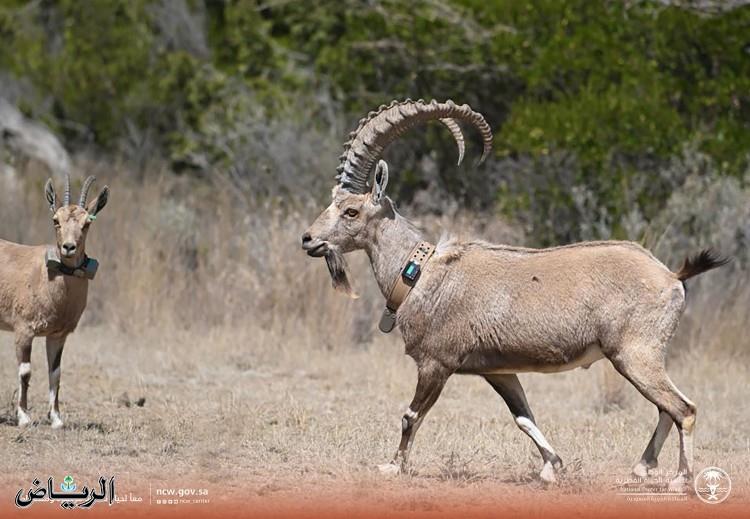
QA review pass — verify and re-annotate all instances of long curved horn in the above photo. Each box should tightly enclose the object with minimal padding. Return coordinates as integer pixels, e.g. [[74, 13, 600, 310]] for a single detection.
[[63, 170, 71, 206], [79, 175, 96, 207], [439, 118, 465, 166], [335, 99, 492, 193], [367, 115, 466, 165]]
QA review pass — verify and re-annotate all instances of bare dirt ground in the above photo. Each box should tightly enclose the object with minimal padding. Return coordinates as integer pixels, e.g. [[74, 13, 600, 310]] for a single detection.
[[1, 324, 747, 514]]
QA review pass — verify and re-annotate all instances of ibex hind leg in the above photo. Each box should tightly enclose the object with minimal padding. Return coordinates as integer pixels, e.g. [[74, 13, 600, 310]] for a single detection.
[[633, 410, 673, 478], [607, 344, 696, 492], [485, 374, 562, 484]]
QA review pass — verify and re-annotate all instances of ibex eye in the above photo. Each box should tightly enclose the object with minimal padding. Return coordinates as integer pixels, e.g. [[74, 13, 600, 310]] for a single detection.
[[344, 208, 359, 218]]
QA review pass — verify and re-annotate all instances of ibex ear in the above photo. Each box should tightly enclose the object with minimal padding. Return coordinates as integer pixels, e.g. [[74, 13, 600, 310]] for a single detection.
[[44, 179, 56, 211], [371, 160, 389, 204], [86, 185, 109, 216]]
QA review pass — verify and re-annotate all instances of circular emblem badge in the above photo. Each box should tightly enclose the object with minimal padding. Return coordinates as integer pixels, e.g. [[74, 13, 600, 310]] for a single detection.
[[694, 466, 731, 504]]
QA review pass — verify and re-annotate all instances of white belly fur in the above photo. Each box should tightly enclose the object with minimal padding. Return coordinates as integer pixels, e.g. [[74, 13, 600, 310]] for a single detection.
[[482, 344, 605, 375]]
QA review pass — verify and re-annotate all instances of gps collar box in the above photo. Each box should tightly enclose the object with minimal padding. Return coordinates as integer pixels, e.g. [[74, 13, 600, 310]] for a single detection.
[[379, 241, 435, 333]]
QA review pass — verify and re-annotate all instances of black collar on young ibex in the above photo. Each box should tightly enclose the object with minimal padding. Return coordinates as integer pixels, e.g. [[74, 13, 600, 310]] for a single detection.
[[45, 248, 99, 279]]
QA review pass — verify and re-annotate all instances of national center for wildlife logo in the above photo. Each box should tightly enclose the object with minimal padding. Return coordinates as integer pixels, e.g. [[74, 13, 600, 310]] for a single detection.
[[60, 475, 76, 492], [694, 466, 731, 504]]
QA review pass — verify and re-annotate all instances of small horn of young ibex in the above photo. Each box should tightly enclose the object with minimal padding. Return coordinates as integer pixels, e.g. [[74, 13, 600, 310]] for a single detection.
[[302, 99, 729, 491], [1, 172, 109, 429]]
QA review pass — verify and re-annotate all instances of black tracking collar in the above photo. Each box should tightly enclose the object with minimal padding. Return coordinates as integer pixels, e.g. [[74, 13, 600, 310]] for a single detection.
[[45, 247, 99, 280]]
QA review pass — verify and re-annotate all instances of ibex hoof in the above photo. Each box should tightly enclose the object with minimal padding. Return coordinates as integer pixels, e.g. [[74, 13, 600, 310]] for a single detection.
[[539, 461, 557, 484], [668, 474, 689, 493], [17, 410, 31, 428], [632, 460, 657, 478], [377, 462, 402, 477], [50, 416, 64, 430]]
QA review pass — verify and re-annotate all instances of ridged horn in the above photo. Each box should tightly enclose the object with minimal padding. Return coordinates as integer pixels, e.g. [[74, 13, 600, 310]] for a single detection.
[[79, 175, 96, 207], [439, 118, 465, 166], [63, 170, 71, 206], [335, 99, 492, 193]]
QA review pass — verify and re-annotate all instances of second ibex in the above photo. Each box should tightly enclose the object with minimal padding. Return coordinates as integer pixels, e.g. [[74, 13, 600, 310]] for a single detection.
[[1, 172, 108, 429]]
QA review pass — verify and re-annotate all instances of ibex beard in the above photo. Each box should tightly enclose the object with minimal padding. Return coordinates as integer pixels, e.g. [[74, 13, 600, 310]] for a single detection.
[[324, 246, 357, 299]]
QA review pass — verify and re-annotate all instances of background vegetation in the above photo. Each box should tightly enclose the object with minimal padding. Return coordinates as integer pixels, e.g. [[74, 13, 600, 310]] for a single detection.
[[1, 0, 748, 352], [2, 0, 749, 243]]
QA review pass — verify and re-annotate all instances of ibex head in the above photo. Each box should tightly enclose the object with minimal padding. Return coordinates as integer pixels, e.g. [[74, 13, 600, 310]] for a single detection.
[[44, 173, 109, 267], [302, 99, 492, 296]]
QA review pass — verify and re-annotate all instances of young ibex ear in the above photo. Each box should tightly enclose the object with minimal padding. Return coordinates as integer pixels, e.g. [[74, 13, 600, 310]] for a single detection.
[[86, 186, 109, 217], [44, 179, 56, 211], [371, 160, 389, 204]]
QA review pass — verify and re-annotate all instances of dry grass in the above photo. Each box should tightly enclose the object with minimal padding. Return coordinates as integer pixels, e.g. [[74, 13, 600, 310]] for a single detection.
[[0, 159, 748, 509], [0, 326, 747, 508]]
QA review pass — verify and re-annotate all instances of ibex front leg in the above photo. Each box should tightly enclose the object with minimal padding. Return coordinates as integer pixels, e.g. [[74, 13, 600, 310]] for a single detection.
[[15, 330, 34, 427], [378, 361, 450, 476], [46, 335, 66, 429]]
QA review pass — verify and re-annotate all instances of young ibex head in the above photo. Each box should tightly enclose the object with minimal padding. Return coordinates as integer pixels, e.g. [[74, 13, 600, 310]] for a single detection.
[[44, 173, 109, 267], [302, 99, 493, 296]]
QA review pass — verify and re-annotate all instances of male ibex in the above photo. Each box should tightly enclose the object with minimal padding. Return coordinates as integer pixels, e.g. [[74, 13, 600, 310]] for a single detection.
[[302, 99, 727, 490], [1, 172, 108, 428]]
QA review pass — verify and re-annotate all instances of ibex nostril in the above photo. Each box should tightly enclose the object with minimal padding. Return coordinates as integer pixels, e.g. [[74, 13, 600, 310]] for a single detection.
[[301, 232, 312, 245], [61, 243, 76, 254]]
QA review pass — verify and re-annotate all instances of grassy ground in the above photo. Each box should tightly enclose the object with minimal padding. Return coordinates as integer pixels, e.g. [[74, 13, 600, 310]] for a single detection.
[[1, 324, 747, 511], [0, 164, 747, 513]]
